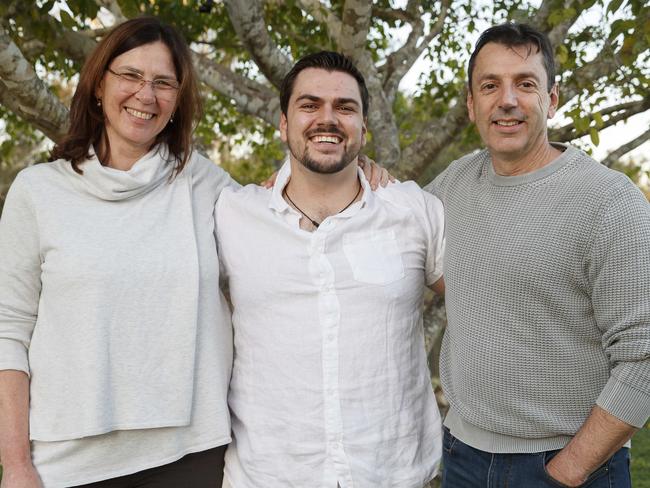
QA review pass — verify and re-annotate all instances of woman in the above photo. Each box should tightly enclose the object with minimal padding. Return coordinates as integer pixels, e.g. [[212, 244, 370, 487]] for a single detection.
[[0, 17, 235, 487], [0, 16, 387, 487]]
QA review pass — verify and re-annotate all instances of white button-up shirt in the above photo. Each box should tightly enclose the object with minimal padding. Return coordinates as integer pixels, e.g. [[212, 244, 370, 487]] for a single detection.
[[217, 162, 444, 488]]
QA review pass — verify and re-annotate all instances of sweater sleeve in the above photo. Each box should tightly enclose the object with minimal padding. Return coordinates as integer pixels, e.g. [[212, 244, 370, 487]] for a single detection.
[[588, 181, 650, 428], [423, 172, 444, 201], [0, 171, 42, 374]]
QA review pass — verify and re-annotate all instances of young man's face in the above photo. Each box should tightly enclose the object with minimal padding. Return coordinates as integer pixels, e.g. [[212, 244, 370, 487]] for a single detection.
[[280, 68, 367, 174], [467, 42, 559, 165]]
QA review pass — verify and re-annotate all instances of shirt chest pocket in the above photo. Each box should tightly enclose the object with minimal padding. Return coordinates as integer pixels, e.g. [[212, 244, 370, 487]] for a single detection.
[[342, 229, 405, 285]]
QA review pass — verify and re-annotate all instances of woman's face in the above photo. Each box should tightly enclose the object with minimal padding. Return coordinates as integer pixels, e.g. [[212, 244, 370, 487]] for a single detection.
[[96, 41, 179, 160]]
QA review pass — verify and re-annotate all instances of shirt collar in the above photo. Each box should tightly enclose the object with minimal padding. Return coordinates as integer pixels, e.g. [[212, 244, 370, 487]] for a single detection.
[[268, 159, 375, 217]]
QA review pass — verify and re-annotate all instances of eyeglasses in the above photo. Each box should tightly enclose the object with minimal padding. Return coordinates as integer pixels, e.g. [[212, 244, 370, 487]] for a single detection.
[[107, 68, 180, 101]]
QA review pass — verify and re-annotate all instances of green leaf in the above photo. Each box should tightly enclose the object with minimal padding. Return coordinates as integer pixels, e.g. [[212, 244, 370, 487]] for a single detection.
[[58, 10, 77, 30], [548, 10, 564, 27], [574, 115, 590, 133], [589, 127, 600, 146], [593, 112, 604, 128], [610, 19, 635, 38], [608, 0, 626, 14], [557, 45, 569, 65]]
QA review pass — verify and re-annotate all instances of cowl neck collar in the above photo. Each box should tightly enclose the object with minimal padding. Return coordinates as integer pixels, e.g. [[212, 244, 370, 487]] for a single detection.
[[76, 144, 174, 201]]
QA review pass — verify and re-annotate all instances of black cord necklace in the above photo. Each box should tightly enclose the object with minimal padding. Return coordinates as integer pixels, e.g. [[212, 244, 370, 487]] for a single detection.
[[283, 183, 362, 229]]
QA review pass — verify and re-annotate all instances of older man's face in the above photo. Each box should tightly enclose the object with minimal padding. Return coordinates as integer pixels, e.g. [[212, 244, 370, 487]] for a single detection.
[[467, 42, 559, 166]]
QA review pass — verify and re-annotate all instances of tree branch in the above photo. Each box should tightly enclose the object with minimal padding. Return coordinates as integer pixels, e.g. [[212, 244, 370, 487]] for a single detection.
[[223, 0, 293, 89], [297, 0, 342, 43], [12, 11, 97, 64], [531, 0, 554, 27], [78, 27, 113, 38], [548, 6, 579, 48], [371, 6, 417, 24], [399, 97, 469, 179], [561, 45, 621, 104], [532, 0, 581, 47], [364, 77, 401, 166], [382, 0, 451, 104], [336, 1, 401, 166], [0, 26, 69, 142], [193, 53, 280, 126], [0, 82, 67, 144], [94, 0, 127, 23], [55, 27, 98, 62], [550, 98, 650, 142], [340, 0, 372, 56], [602, 127, 650, 168], [349, 47, 402, 166]]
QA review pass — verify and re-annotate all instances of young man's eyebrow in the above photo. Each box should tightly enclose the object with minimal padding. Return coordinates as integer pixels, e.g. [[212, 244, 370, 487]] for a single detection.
[[294, 94, 360, 107], [335, 97, 360, 107], [295, 94, 322, 104]]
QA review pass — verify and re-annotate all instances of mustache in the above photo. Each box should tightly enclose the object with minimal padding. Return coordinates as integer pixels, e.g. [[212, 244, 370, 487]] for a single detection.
[[490, 110, 526, 122], [305, 125, 345, 138]]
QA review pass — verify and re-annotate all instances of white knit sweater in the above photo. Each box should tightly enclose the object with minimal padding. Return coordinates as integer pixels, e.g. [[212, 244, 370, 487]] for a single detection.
[[0, 146, 236, 486]]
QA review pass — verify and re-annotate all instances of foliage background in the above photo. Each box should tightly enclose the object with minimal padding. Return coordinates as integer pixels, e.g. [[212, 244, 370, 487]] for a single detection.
[[0, 0, 648, 485], [1, 0, 649, 202]]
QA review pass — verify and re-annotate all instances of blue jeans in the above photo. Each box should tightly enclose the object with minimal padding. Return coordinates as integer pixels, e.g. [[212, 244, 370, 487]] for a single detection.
[[441, 427, 631, 487]]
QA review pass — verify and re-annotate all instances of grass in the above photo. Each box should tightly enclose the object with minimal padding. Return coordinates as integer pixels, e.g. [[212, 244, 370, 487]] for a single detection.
[[632, 424, 650, 487], [0, 426, 648, 485]]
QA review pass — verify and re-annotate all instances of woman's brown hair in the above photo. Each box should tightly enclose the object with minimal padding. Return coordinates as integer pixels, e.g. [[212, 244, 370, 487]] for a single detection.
[[50, 16, 201, 175]]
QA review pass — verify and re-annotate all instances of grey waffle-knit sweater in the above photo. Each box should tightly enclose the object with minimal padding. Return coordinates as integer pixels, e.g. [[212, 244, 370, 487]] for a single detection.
[[425, 144, 650, 453]]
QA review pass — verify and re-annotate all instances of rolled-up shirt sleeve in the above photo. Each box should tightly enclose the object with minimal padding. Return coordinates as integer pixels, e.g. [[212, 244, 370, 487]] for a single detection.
[[0, 171, 42, 374], [589, 182, 650, 428], [422, 192, 445, 286]]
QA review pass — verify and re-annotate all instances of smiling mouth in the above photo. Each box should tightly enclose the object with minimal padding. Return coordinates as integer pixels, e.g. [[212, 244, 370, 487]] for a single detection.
[[493, 120, 522, 127], [310, 135, 342, 144], [125, 108, 155, 120]]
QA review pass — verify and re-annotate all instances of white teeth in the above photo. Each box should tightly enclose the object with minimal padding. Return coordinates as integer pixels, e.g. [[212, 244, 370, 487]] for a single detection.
[[125, 108, 154, 120], [495, 120, 519, 126], [312, 135, 341, 144]]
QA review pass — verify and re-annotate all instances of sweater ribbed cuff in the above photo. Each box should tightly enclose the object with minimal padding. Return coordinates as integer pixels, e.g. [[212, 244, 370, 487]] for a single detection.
[[597, 374, 650, 428]]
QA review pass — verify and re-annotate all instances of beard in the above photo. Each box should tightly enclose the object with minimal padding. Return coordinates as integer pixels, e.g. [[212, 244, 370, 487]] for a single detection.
[[287, 127, 360, 174], [297, 150, 356, 174]]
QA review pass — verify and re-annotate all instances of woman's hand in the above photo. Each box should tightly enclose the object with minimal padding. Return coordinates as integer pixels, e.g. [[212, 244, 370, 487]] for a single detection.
[[260, 172, 277, 189]]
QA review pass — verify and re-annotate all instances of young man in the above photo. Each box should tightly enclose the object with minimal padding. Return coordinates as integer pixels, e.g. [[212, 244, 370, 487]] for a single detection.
[[427, 22, 650, 487], [217, 52, 445, 488]]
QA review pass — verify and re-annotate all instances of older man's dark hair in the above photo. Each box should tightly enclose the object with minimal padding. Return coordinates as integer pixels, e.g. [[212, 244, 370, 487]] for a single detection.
[[468, 22, 556, 93]]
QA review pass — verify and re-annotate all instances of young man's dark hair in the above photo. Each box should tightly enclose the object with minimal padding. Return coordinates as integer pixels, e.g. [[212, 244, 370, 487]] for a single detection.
[[467, 22, 556, 93], [280, 51, 370, 117]]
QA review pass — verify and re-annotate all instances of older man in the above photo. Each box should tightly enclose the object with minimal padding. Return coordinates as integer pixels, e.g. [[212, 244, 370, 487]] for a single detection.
[[427, 22, 650, 487]]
